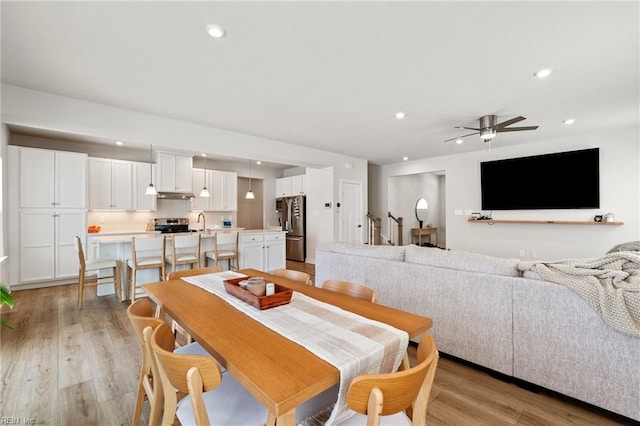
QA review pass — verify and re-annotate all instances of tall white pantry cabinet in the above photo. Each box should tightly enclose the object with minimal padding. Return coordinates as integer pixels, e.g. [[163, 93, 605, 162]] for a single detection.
[[8, 146, 87, 286]]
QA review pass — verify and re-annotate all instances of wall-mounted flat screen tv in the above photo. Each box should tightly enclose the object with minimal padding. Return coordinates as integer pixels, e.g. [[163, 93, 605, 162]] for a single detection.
[[480, 148, 600, 210]]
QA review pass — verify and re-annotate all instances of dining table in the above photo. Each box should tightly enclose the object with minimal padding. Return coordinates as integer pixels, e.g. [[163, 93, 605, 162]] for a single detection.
[[143, 268, 432, 425]]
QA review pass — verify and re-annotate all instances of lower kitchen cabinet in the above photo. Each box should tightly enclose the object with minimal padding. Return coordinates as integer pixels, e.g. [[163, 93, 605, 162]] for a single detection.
[[19, 209, 87, 283], [238, 232, 286, 272]]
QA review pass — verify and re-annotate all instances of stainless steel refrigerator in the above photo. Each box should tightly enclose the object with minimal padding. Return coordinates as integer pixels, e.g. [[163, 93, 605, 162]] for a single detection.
[[281, 195, 306, 261]]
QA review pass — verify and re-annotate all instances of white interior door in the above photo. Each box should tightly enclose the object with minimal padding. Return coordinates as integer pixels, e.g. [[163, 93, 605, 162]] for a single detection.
[[339, 179, 364, 244]]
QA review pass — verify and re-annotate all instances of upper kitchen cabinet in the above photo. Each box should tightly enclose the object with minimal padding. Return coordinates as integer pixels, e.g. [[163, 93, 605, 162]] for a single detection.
[[276, 175, 306, 197], [156, 151, 193, 192], [88, 158, 133, 210], [192, 169, 237, 211], [133, 161, 157, 211], [18, 147, 87, 209]]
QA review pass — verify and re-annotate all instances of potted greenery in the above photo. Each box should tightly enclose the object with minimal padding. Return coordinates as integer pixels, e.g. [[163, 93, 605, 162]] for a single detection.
[[1, 283, 14, 330]]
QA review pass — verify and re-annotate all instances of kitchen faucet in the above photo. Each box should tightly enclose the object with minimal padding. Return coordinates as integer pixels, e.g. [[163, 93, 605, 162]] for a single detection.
[[197, 212, 206, 233]]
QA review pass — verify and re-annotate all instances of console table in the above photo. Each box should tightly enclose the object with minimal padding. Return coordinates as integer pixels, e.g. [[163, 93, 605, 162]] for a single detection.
[[411, 227, 438, 247]]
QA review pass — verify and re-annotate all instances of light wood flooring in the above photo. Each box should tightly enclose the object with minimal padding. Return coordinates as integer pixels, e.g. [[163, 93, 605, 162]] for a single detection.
[[1, 266, 635, 425]]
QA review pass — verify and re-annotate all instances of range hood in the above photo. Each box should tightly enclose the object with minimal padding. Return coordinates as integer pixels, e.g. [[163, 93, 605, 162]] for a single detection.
[[156, 191, 195, 200]]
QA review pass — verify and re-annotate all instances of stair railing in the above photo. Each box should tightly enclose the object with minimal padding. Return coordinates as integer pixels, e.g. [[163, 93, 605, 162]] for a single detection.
[[387, 212, 404, 246], [366, 213, 381, 245]]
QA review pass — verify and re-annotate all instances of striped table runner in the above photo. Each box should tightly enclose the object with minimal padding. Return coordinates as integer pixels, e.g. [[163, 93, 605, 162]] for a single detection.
[[182, 271, 408, 425]]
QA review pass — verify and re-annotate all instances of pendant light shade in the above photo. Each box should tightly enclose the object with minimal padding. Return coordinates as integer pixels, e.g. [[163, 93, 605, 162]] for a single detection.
[[200, 155, 210, 197], [245, 159, 255, 199], [145, 144, 157, 195]]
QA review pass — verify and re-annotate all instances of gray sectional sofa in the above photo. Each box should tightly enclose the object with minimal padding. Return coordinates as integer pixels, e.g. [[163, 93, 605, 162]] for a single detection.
[[315, 242, 640, 422]]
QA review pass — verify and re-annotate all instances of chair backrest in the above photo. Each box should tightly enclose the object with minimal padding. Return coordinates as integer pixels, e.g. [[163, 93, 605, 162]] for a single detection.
[[74, 235, 86, 269], [167, 266, 223, 280], [173, 234, 201, 250], [271, 268, 312, 285], [214, 231, 238, 254], [126, 298, 164, 346], [150, 322, 223, 425], [346, 334, 439, 426], [322, 280, 377, 303], [132, 236, 166, 264]]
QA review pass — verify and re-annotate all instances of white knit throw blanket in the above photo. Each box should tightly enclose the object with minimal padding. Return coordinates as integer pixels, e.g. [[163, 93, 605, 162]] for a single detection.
[[518, 251, 640, 337], [182, 272, 408, 425]]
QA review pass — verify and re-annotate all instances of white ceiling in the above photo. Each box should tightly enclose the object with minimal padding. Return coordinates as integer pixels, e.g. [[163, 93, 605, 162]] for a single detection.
[[1, 1, 638, 165]]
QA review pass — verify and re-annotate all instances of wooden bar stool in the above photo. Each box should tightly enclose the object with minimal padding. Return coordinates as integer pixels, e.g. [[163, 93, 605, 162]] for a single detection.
[[165, 234, 201, 277], [74, 235, 122, 309], [205, 231, 239, 271], [127, 236, 166, 302]]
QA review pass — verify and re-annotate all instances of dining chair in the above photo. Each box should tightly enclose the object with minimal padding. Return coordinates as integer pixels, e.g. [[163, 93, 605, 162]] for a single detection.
[[74, 235, 122, 309], [127, 236, 166, 302], [126, 298, 211, 426], [272, 268, 313, 285], [339, 334, 439, 426], [321, 279, 377, 303], [165, 234, 201, 278], [204, 231, 239, 271], [166, 265, 222, 280]]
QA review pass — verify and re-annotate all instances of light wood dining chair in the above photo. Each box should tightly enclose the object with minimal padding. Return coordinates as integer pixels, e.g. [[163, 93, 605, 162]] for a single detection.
[[204, 231, 239, 271], [127, 236, 166, 302], [321, 280, 377, 303], [340, 334, 439, 426], [166, 265, 222, 280], [150, 322, 269, 426], [74, 235, 122, 309], [165, 234, 201, 277], [272, 268, 313, 285], [127, 298, 211, 426]]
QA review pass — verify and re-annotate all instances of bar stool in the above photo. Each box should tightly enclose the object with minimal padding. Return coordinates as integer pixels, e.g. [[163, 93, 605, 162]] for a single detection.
[[74, 236, 122, 309], [204, 231, 239, 271], [165, 234, 201, 277], [127, 236, 166, 302]]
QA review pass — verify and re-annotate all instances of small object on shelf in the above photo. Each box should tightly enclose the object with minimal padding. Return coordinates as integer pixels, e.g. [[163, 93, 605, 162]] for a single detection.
[[594, 215, 603, 222], [88, 225, 101, 233], [223, 277, 292, 310], [604, 213, 615, 222]]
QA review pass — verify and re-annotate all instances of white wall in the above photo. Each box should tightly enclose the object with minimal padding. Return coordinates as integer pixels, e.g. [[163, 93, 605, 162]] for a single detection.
[[372, 126, 640, 260], [305, 167, 334, 262]]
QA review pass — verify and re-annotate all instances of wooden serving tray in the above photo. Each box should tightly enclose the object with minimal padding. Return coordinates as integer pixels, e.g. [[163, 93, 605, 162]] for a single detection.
[[223, 277, 293, 310]]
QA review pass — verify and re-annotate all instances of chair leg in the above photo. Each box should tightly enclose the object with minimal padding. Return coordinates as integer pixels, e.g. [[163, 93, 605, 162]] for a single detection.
[[132, 364, 146, 426], [130, 266, 137, 302], [77, 269, 85, 310], [114, 263, 122, 302]]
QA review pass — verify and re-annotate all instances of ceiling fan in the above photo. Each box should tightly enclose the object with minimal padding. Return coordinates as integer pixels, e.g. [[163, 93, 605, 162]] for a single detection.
[[444, 115, 539, 143]]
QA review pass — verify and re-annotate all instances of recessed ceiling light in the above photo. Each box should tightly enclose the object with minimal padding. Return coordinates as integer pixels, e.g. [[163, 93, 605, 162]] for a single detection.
[[206, 24, 226, 39], [395, 112, 406, 120], [402, 156, 409, 161], [115, 141, 124, 146], [256, 161, 262, 165], [533, 68, 553, 79], [455, 139, 464, 145], [201, 153, 207, 157], [563, 118, 576, 125]]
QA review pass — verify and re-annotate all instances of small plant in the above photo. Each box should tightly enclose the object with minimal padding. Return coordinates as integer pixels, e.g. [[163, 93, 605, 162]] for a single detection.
[[1, 283, 14, 330]]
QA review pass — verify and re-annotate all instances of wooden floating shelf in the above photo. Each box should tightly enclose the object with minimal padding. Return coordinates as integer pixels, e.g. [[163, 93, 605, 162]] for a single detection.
[[468, 219, 624, 225]]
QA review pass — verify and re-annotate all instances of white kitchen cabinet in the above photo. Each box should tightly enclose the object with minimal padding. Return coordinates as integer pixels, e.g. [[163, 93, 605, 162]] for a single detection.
[[211, 171, 237, 211], [19, 208, 87, 283], [157, 151, 193, 192], [19, 147, 87, 209], [133, 161, 157, 211], [238, 232, 286, 272], [88, 158, 133, 210], [276, 175, 306, 197]]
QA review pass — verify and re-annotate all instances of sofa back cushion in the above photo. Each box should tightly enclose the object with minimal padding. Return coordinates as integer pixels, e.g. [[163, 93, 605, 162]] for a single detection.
[[330, 241, 405, 261], [404, 245, 520, 277]]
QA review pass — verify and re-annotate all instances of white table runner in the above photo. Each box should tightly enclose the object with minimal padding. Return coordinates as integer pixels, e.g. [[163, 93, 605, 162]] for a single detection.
[[181, 272, 409, 425]]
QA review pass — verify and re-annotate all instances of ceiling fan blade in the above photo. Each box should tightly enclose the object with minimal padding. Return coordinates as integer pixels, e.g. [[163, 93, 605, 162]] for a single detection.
[[497, 126, 539, 132], [443, 131, 480, 143], [455, 126, 481, 131], [495, 116, 526, 129]]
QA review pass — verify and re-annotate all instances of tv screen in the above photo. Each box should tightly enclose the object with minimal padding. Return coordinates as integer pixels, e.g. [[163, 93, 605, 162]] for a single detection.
[[480, 148, 600, 210]]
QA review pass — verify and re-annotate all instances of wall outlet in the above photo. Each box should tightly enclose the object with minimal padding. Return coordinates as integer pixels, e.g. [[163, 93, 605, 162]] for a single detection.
[[519, 250, 525, 257], [464, 209, 473, 215], [454, 209, 463, 216], [530, 251, 537, 258]]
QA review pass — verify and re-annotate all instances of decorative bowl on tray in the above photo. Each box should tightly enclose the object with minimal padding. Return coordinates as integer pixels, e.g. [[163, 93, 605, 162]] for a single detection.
[[223, 277, 292, 310]]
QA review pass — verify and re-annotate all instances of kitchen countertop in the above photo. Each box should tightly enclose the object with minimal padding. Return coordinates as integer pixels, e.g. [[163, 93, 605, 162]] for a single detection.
[[91, 229, 286, 244]]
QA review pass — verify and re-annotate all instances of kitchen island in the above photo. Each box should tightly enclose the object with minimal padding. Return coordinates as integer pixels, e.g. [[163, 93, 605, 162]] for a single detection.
[[90, 229, 286, 298]]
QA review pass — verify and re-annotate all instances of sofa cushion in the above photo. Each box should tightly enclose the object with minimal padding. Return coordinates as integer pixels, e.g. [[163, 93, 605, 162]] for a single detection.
[[404, 244, 520, 277], [329, 241, 405, 261]]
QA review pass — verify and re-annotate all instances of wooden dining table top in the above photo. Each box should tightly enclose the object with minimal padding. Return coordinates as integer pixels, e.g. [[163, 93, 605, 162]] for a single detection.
[[143, 268, 432, 424]]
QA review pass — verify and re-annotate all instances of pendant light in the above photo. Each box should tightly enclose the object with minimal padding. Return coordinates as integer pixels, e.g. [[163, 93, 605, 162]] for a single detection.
[[145, 144, 157, 195], [245, 159, 255, 199], [199, 154, 210, 197]]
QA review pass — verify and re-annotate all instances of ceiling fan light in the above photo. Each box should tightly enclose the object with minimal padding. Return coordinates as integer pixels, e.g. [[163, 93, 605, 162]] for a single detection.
[[480, 129, 496, 140]]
